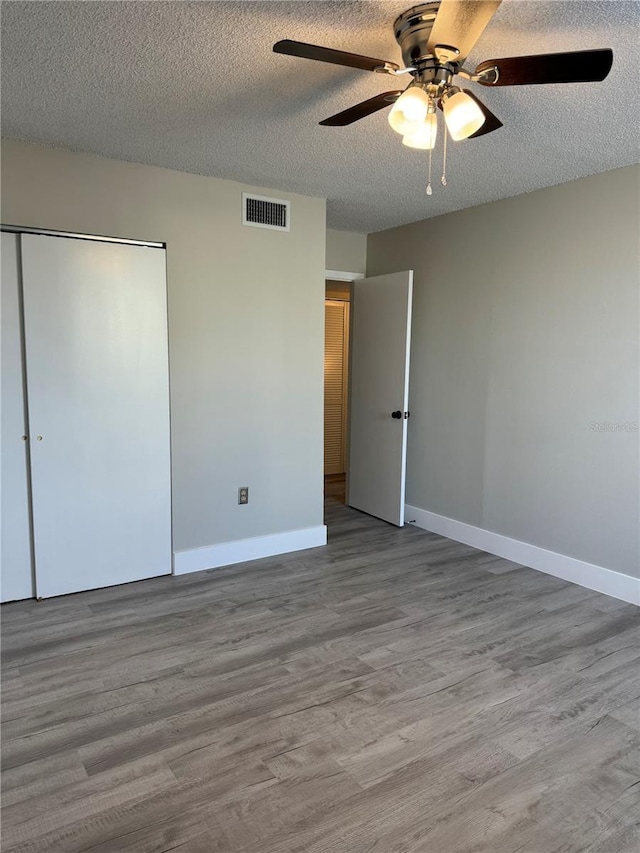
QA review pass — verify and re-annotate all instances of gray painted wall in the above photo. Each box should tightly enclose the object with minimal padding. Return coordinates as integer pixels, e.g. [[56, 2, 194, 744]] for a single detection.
[[368, 166, 640, 578], [1, 140, 327, 553], [326, 229, 367, 275]]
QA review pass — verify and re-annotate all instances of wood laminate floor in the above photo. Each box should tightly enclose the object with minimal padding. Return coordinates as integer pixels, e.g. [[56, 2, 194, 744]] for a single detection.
[[324, 473, 346, 504], [2, 496, 639, 853]]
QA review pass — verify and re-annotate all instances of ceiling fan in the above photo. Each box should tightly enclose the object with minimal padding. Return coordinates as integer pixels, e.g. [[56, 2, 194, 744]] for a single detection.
[[273, 0, 613, 186]]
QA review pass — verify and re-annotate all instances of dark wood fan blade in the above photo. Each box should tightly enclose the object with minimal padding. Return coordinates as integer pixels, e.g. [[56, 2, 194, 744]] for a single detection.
[[462, 89, 503, 138], [475, 49, 613, 86], [427, 0, 502, 65], [319, 92, 402, 126], [273, 40, 399, 73]]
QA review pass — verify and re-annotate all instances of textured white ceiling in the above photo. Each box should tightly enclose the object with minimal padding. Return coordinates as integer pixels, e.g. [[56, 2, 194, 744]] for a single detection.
[[1, 1, 638, 232]]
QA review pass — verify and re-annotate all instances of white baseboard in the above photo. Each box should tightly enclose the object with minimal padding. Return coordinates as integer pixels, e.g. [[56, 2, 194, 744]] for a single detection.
[[174, 525, 327, 576], [405, 505, 639, 606]]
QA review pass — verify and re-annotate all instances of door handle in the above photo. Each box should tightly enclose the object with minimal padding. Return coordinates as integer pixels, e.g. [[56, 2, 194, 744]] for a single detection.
[[391, 411, 402, 419]]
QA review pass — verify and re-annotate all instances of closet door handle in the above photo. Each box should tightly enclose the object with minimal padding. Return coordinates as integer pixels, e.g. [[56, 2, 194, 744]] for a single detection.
[[36, 435, 43, 441]]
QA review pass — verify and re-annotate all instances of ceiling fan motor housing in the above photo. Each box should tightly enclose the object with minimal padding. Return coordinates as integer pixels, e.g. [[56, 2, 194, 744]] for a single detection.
[[394, 3, 456, 92], [394, 3, 440, 64]]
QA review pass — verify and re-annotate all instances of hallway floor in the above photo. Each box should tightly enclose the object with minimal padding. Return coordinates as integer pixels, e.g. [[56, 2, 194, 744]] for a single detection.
[[2, 496, 639, 852], [324, 472, 346, 504]]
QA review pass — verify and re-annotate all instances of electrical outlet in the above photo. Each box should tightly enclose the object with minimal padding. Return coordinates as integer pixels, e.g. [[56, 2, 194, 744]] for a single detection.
[[238, 486, 249, 505]]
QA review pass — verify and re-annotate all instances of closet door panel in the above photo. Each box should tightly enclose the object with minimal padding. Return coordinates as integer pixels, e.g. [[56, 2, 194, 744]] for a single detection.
[[21, 235, 171, 598], [1, 233, 34, 602]]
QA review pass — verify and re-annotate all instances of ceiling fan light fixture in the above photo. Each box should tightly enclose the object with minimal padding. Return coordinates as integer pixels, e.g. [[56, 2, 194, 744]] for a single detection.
[[442, 88, 485, 140], [388, 85, 431, 134], [402, 112, 438, 150]]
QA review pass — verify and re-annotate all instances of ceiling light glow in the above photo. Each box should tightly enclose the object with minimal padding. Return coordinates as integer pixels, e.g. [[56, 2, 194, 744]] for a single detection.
[[442, 89, 485, 141], [402, 112, 438, 150], [388, 86, 431, 135]]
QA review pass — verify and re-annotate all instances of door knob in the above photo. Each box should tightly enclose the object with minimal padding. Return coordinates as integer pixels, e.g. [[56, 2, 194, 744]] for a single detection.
[[36, 435, 43, 441], [391, 411, 402, 419]]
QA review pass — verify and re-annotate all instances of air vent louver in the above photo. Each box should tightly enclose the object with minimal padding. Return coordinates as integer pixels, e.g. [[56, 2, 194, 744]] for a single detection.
[[242, 193, 290, 231]]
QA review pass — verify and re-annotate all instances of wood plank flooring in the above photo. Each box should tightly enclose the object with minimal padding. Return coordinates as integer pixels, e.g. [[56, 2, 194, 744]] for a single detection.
[[2, 490, 639, 852]]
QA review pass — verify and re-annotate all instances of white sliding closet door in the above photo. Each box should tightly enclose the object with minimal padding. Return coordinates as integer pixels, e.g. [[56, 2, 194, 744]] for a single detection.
[[1, 233, 34, 602], [21, 234, 171, 598]]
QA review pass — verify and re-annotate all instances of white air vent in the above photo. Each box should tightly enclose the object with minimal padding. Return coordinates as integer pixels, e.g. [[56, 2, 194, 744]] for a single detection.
[[242, 193, 290, 232]]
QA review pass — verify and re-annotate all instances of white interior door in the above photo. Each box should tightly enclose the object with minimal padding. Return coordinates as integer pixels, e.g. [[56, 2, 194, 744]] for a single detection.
[[21, 234, 171, 598], [348, 271, 413, 526], [1, 233, 34, 602]]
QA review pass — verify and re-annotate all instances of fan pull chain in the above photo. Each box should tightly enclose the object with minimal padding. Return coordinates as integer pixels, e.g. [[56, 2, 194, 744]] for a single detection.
[[426, 146, 433, 196], [441, 126, 448, 186]]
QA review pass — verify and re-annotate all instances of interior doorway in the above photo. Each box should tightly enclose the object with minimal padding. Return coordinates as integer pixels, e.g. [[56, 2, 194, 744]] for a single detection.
[[324, 279, 351, 506], [324, 271, 414, 527]]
